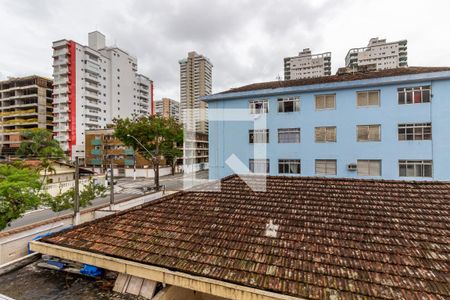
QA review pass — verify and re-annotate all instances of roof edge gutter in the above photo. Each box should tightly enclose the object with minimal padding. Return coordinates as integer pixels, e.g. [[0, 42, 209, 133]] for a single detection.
[[30, 241, 305, 300]]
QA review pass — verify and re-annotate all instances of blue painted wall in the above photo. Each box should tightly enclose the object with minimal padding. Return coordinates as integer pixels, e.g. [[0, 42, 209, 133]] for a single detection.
[[206, 72, 450, 181]]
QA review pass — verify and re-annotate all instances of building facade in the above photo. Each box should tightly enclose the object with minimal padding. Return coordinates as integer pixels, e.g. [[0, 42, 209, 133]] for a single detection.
[[345, 37, 408, 70], [85, 128, 153, 173], [0, 76, 53, 155], [179, 51, 212, 133], [52, 31, 153, 159], [284, 48, 331, 80], [204, 67, 450, 181], [154, 98, 180, 122], [179, 51, 212, 172]]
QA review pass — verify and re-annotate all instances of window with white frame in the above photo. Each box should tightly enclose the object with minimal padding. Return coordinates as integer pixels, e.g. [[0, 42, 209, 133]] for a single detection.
[[278, 128, 300, 143], [249, 100, 268, 114], [398, 123, 432, 141], [277, 97, 300, 112], [399, 160, 432, 177], [357, 160, 381, 176], [357, 124, 381, 141], [315, 126, 336, 142], [249, 159, 270, 174], [398, 86, 431, 104], [278, 159, 301, 174], [315, 94, 336, 110], [315, 159, 337, 175], [357, 90, 380, 107], [249, 129, 269, 143]]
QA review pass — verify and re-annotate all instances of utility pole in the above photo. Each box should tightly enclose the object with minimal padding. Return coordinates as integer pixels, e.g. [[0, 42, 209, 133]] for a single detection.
[[109, 161, 115, 209], [133, 150, 136, 181], [73, 156, 80, 225]]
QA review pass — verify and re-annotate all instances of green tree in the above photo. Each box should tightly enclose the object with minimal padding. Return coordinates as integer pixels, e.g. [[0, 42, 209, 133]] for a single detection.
[[114, 116, 183, 188], [43, 178, 106, 212], [0, 163, 48, 230], [17, 129, 65, 159]]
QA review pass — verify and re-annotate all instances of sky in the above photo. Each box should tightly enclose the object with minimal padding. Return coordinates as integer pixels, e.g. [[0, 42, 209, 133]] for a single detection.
[[0, 0, 449, 101]]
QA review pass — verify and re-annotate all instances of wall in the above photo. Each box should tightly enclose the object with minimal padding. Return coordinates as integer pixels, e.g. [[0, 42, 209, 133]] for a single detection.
[[45, 175, 106, 197], [208, 77, 450, 180]]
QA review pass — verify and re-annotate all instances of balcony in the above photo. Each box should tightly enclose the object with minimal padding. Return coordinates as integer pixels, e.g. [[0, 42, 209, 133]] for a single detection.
[[91, 139, 102, 146], [90, 158, 102, 166], [53, 125, 69, 132], [124, 159, 134, 166], [91, 149, 102, 155], [124, 148, 134, 155]]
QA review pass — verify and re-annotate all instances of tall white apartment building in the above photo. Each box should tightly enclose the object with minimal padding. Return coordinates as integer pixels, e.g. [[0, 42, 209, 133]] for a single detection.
[[179, 51, 212, 133], [345, 37, 408, 70], [284, 48, 331, 80], [154, 98, 180, 122], [52, 31, 153, 159]]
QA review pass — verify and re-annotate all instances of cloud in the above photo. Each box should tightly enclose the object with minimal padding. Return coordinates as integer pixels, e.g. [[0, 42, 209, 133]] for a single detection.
[[0, 0, 449, 100]]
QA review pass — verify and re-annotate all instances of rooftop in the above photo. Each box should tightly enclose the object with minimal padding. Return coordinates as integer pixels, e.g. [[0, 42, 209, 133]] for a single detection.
[[215, 66, 450, 95], [38, 175, 450, 299]]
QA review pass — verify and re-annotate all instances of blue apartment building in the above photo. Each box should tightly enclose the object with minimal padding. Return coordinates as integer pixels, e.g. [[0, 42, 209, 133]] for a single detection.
[[203, 67, 450, 181]]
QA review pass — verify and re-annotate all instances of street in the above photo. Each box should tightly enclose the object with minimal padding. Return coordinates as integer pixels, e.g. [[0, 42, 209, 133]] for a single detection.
[[3, 170, 209, 231]]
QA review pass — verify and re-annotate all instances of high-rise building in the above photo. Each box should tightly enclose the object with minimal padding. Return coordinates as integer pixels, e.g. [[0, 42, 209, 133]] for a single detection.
[[52, 31, 153, 159], [0, 76, 53, 155], [179, 51, 212, 172], [154, 98, 180, 122], [345, 37, 408, 70], [284, 48, 331, 80], [179, 51, 212, 133]]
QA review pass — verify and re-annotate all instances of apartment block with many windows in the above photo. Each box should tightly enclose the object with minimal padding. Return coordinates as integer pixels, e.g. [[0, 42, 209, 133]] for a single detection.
[[0, 76, 53, 155], [154, 98, 180, 122], [284, 48, 331, 80], [345, 37, 408, 70], [52, 31, 153, 160], [204, 67, 450, 180]]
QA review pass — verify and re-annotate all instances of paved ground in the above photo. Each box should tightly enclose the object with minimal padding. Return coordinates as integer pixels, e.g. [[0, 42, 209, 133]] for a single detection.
[[0, 260, 142, 300], [2, 170, 209, 231]]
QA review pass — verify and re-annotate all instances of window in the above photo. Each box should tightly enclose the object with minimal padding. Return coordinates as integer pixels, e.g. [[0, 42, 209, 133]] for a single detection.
[[315, 94, 336, 110], [278, 128, 300, 143], [278, 97, 299, 112], [357, 90, 380, 107], [398, 123, 432, 141], [249, 129, 269, 143], [357, 125, 381, 141], [357, 160, 381, 176], [315, 126, 336, 142], [278, 159, 301, 174], [249, 100, 268, 114], [315, 160, 336, 175], [398, 86, 431, 104], [399, 160, 432, 177], [249, 159, 270, 174]]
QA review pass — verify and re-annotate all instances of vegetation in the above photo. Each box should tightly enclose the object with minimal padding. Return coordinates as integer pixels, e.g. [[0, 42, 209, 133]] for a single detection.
[[0, 163, 48, 230], [43, 178, 106, 212], [114, 115, 183, 188], [17, 129, 65, 183]]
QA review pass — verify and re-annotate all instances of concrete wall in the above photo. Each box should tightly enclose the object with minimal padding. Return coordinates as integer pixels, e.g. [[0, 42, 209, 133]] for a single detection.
[[45, 175, 105, 197], [153, 286, 228, 300], [208, 73, 450, 180]]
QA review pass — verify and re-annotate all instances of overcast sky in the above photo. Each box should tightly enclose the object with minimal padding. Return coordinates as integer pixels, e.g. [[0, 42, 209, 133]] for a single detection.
[[1, 0, 449, 100]]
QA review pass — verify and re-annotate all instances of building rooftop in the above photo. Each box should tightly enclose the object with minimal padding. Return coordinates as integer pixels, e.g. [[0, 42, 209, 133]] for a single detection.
[[216, 66, 450, 95], [39, 175, 450, 299]]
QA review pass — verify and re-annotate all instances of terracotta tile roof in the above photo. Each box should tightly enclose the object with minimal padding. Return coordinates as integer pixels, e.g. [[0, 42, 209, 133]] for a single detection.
[[41, 175, 450, 299], [218, 67, 450, 95]]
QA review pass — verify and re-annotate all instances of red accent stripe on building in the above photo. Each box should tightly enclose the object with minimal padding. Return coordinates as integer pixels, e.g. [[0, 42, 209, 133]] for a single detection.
[[68, 41, 77, 155], [150, 81, 154, 115]]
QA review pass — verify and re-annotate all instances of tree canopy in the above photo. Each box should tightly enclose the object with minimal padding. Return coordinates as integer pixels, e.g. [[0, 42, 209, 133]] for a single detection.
[[0, 163, 48, 230], [17, 128, 65, 159], [114, 115, 183, 186]]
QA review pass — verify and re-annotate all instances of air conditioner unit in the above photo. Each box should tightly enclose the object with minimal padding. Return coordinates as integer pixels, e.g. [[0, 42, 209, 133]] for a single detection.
[[347, 163, 357, 171]]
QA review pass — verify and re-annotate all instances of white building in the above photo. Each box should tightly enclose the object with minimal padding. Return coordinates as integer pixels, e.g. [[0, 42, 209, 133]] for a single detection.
[[52, 31, 153, 159], [345, 37, 408, 70], [284, 48, 331, 80], [154, 98, 180, 122]]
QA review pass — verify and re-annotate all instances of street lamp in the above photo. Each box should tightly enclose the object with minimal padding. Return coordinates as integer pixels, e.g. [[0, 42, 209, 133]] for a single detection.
[[126, 134, 155, 158]]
